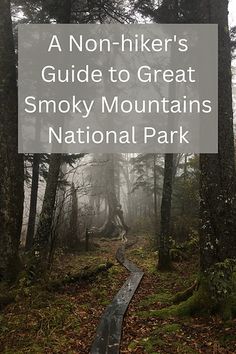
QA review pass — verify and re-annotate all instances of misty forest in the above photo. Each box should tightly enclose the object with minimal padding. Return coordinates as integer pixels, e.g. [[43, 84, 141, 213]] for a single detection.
[[1, 0, 236, 353]]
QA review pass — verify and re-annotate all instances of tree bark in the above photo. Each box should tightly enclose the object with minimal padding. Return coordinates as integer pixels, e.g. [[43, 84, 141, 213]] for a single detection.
[[166, 0, 236, 316], [0, 0, 24, 281], [33, 154, 62, 269], [25, 154, 40, 251], [153, 154, 158, 247], [155, 0, 178, 271], [67, 182, 79, 250], [98, 154, 129, 237], [197, 0, 236, 271], [57, 0, 72, 23], [31, 0, 73, 273], [158, 154, 174, 270]]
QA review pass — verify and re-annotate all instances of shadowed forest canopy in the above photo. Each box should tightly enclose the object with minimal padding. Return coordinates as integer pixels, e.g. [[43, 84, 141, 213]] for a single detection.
[[0, 0, 236, 353]]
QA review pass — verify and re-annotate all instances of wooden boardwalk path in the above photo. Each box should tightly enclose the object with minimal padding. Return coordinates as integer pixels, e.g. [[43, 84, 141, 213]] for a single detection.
[[90, 242, 144, 354]]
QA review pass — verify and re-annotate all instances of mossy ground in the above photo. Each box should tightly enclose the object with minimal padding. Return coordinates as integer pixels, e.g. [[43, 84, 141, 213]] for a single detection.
[[0, 239, 127, 353], [1, 236, 236, 353], [121, 236, 236, 354]]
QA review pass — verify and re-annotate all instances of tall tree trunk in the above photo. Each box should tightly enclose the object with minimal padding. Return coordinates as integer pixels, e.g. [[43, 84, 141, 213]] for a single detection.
[[33, 154, 62, 268], [32, 0, 73, 274], [116, 157, 121, 204], [56, 0, 72, 23], [197, 0, 236, 271], [67, 183, 79, 250], [25, 0, 49, 252], [121, 154, 133, 222], [153, 154, 158, 247], [99, 154, 128, 237], [156, 0, 178, 270], [158, 154, 174, 270], [99, 154, 119, 236], [25, 154, 40, 251], [163, 0, 236, 317], [181, 154, 187, 215], [0, 0, 24, 281]]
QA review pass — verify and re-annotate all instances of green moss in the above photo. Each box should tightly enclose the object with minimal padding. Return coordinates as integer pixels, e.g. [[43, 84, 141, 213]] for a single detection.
[[145, 264, 236, 320], [91, 287, 107, 297], [137, 283, 213, 319], [135, 310, 149, 318], [174, 343, 198, 353], [108, 265, 122, 276], [0, 289, 82, 353], [173, 280, 198, 304], [146, 288, 236, 320], [130, 247, 145, 257], [101, 299, 110, 306], [26, 287, 55, 309], [80, 303, 89, 310], [140, 292, 172, 307], [148, 265, 159, 274], [147, 323, 196, 353], [140, 336, 164, 353], [128, 340, 139, 351], [157, 323, 181, 333], [206, 259, 236, 302], [127, 246, 157, 273]]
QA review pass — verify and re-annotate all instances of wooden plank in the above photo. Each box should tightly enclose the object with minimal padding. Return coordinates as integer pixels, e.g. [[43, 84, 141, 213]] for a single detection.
[[90, 243, 144, 354]]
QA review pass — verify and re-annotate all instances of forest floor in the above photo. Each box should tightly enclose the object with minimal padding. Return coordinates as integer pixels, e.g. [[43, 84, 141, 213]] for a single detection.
[[0, 235, 236, 354]]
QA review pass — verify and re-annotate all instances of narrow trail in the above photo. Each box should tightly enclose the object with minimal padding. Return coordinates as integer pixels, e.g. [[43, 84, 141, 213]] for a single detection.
[[90, 241, 144, 354]]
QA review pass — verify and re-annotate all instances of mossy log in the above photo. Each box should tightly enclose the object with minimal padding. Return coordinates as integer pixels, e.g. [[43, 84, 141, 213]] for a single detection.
[[173, 280, 199, 304], [158, 288, 236, 320], [48, 261, 113, 290], [151, 261, 236, 320]]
